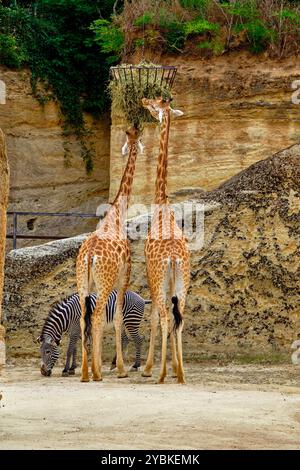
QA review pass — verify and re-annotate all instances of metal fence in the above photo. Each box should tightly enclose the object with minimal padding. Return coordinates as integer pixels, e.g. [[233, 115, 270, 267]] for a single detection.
[[6, 211, 98, 250]]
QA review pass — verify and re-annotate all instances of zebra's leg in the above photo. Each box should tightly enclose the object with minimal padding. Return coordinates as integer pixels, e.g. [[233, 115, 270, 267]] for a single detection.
[[110, 329, 129, 370], [69, 335, 79, 375], [131, 334, 143, 371], [62, 336, 73, 377]]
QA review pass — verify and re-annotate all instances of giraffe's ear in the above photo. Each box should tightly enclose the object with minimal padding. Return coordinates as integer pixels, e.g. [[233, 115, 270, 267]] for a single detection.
[[138, 140, 144, 154], [158, 109, 164, 123], [170, 108, 184, 117], [121, 141, 129, 156]]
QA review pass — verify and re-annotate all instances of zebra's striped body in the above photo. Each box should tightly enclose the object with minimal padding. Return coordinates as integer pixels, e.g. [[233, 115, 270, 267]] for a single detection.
[[39, 290, 149, 377]]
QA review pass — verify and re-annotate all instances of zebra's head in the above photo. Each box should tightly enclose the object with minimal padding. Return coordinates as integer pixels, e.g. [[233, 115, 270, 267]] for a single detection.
[[38, 335, 60, 376]]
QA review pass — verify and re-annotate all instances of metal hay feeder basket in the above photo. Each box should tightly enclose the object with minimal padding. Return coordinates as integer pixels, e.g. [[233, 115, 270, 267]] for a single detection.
[[110, 64, 177, 91]]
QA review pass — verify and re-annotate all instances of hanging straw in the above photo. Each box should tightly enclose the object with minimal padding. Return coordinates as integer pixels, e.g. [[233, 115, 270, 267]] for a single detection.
[[109, 62, 177, 129]]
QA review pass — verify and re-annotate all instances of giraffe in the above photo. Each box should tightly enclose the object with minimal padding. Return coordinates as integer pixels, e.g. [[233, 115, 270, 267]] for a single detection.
[[76, 127, 142, 382], [141, 97, 190, 384]]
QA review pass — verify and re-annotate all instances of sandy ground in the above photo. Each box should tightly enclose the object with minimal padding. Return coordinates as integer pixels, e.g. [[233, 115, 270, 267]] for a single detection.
[[0, 361, 300, 450]]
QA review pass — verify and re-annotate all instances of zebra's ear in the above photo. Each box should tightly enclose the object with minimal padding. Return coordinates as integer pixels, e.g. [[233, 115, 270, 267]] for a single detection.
[[36, 335, 42, 344]]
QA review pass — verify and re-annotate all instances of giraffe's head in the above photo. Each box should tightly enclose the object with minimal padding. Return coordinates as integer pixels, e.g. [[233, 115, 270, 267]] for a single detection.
[[122, 126, 144, 156], [142, 97, 183, 123]]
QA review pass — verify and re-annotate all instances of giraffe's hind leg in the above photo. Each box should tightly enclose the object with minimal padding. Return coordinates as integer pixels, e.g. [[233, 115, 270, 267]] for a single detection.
[[91, 292, 110, 381], [142, 302, 159, 378], [157, 301, 169, 384], [77, 250, 91, 382], [170, 330, 178, 378], [114, 268, 130, 379], [110, 328, 129, 370]]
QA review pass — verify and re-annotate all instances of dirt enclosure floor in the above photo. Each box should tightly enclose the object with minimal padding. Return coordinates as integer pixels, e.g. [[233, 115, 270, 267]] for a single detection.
[[0, 361, 300, 450]]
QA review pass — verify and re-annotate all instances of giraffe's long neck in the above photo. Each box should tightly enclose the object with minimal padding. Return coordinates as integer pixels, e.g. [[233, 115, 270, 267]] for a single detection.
[[155, 109, 170, 205], [112, 142, 138, 209]]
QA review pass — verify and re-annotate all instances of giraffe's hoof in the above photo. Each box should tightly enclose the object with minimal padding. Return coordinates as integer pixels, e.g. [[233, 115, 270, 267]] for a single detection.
[[80, 377, 90, 383], [141, 371, 152, 378], [62, 371, 69, 377], [68, 369, 76, 376], [117, 372, 128, 379], [157, 377, 166, 384], [92, 375, 103, 382], [177, 377, 186, 385]]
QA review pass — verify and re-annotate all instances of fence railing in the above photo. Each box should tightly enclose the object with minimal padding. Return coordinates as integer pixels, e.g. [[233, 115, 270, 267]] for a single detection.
[[6, 211, 98, 250]]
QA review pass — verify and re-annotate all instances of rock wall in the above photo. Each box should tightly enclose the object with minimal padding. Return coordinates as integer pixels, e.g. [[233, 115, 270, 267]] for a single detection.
[[0, 67, 110, 250], [4, 143, 300, 361], [110, 53, 300, 208], [0, 128, 9, 365]]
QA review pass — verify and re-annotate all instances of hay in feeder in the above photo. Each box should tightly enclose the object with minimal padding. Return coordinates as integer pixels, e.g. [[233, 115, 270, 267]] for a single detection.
[[109, 62, 175, 130]]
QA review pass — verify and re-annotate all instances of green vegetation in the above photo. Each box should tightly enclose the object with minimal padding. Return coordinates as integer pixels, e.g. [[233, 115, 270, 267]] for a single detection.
[[92, 0, 300, 58], [0, 0, 117, 172], [1, 1, 300, 170]]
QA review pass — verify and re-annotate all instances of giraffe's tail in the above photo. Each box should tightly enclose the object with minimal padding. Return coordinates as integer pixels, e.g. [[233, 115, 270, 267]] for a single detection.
[[84, 295, 93, 343], [170, 257, 183, 332], [171, 296, 182, 331]]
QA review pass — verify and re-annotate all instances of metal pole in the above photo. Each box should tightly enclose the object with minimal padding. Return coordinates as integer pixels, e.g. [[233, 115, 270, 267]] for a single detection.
[[13, 212, 17, 250]]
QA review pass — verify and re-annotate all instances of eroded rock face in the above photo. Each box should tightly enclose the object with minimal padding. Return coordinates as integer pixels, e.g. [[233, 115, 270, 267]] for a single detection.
[[4, 143, 300, 360], [0, 128, 9, 364], [110, 54, 300, 207], [0, 67, 110, 249]]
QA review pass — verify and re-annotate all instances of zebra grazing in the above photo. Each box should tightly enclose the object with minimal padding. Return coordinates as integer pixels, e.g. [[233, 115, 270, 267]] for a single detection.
[[39, 291, 150, 377]]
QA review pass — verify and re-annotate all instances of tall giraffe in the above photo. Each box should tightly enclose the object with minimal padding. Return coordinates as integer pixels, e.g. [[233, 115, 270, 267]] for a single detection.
[[76, 127, 141, 382], [141, 97, 190, 384]]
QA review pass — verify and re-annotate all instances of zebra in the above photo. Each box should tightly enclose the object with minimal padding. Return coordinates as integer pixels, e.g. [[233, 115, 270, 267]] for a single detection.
[[38, 290, 150, 377]]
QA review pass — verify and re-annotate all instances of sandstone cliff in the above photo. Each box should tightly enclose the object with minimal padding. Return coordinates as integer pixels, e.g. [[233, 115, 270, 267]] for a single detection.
[[4, 142, 300, 361], [0, 128, 9, 364], [2, 53, 300, 249], [0, 67, 110, 249], [110, 53, 300, 209]]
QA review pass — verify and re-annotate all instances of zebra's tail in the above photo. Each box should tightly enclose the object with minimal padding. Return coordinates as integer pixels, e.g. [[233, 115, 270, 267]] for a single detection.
[[84, 295, 93, 342], [171, 296, 183, 332]]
